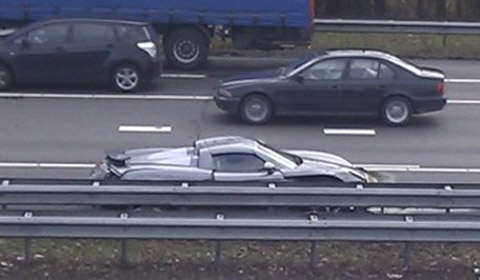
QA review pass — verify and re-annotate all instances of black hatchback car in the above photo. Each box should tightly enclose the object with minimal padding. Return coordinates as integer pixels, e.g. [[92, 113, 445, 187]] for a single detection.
[[0, 18, 160, 92], [214, 50, 446, 126]]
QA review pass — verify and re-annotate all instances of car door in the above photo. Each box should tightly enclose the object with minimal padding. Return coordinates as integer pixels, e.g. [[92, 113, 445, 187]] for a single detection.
[[66, 22, 116, 83], [276, 58, 348, 114], [12, 23, 71, 84], [211, 153, 284, 182], [341, 58, 396, 113]]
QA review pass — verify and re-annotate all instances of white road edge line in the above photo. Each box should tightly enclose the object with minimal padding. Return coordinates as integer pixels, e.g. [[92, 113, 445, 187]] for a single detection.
[[0, 92, 214, 101], [118, 125, 172, 133], [1, 161, 480, 173], [161, 73, 207, 79], [323, 128, 376, 136]]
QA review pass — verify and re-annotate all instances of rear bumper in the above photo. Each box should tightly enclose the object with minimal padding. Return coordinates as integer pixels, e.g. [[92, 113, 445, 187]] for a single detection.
[[142, 60, 162, 81], [413, 97, 447, 114]]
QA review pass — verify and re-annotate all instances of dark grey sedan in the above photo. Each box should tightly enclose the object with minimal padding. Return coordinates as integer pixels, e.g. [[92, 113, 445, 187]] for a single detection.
[[214, 50, 446, 125]]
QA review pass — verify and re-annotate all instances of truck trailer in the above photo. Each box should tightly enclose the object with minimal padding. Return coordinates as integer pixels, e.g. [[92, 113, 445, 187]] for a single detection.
[[0, 0, 314, 69]]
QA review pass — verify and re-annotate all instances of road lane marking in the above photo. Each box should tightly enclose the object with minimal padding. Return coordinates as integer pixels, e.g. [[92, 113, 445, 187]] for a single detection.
[[447, 99, 480, 105], [0, 92, 213, 101], [118, 125, 172, 133], [161, 73, 207, 79], [0, 162, 95, 168], [445, 79, 480, 83], [323, 129, 376, 136]]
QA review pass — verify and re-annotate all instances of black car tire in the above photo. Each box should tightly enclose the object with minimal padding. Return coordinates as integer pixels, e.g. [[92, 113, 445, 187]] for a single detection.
[[112, 64, 141, 92], [240, 94, 273, 124], [164, 28, 209, 70], [0, 64, 13, 91], [381, 97, 412, 126]]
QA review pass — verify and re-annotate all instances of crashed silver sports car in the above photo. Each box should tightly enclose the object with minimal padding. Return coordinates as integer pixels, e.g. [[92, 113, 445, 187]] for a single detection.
[[91, 136, 376, 183]]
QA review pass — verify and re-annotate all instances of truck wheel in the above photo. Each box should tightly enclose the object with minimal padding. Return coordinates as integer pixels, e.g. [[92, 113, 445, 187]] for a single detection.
[[164, 28, 209, 70]]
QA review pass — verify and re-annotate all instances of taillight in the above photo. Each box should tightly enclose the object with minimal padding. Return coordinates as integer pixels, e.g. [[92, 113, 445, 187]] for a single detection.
[[437, 82, 444, 96]]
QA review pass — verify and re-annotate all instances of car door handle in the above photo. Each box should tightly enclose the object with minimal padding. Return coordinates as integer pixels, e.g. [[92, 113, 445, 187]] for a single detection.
[[56, 47, 65, 52], [332, 85, 342, 89], [106, 43, 114, 49]]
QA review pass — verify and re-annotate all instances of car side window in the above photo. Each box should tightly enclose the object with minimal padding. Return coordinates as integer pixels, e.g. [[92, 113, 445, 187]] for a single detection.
[[348, 59, 380, 80], [25, 23, 69, 46], [72, 23, 115, 44], [301, 59, 347, 81], [115, 25, 149, 42], [212, 153, 265, 172], [379, 63, 396, 79]]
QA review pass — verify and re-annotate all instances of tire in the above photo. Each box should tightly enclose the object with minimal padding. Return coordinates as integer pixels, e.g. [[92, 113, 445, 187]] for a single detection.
[[0, 64, 13, 91], [381, 97, 412, 126], [240, 94, 273, 124], [112, 64, 141, 92], [164, 28, 209, 70]]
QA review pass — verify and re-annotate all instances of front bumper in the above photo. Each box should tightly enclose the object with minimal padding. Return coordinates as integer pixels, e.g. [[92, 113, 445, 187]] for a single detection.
[[214, 95, 241, 113]]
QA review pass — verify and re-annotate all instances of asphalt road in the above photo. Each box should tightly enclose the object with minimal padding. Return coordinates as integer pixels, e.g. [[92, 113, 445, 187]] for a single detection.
[[1, 56, 480, 183]]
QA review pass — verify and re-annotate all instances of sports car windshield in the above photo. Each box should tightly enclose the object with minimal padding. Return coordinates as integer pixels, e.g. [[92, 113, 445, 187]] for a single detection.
[[257, 142, 301, 168]]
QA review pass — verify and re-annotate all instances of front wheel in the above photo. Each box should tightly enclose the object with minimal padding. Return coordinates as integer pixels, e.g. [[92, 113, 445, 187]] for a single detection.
[[0, 64, 13, 91], [240, 94, 273, 124], [381, 97, 412, 126], [112, 64, 141, 92]]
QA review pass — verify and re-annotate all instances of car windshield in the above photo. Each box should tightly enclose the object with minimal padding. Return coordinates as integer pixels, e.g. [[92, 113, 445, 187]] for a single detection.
[[281, 51, 324, 75], [256, 141, 302, 168]]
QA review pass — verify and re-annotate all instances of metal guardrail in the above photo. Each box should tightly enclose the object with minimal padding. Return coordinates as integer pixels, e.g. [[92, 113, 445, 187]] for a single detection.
[[1, 213, 480, 242], [314, 19, 480, 35], [0, 180, 478, 208]]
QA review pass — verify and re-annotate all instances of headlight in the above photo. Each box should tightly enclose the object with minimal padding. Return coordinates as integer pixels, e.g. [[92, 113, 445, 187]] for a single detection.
[[349, 168, 377, 183], [218, 88, 233, 98]]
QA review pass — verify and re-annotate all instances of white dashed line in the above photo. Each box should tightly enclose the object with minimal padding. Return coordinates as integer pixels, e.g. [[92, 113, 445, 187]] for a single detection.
[[323, 128, 376, 136], [0, 92, 213, 101], [161, 73, 207, 79], [447, 99, 480, 105], [118, 125, 172, 133], [0, 162, 95, 169], [445, 79, 480, 83]]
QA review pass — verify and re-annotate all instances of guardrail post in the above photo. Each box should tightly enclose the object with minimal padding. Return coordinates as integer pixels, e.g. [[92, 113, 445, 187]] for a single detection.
[[24, 238, 32, 261], [402, 242, 411, 271], [442, 35, 448, 49], [310, 241, 318, 270], [215, 241, 222, 267], [120, 240, 129, 267]]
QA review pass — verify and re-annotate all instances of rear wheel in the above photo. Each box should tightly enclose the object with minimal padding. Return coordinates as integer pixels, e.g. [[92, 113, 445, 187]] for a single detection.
[[240, 94, 273, 124], [112, 64, 141, 92], [381, 97, 412, 126], [0, 64, 12, 91]]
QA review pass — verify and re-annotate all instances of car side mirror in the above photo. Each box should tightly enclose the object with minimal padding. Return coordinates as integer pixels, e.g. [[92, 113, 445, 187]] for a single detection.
[[18, 37, 31, 49], [294, 73, 305, 83], [263, 162, 277, 174]]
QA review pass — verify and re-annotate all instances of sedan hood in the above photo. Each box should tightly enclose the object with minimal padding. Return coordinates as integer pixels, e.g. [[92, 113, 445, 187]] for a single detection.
[[221, 69, 280, 87]]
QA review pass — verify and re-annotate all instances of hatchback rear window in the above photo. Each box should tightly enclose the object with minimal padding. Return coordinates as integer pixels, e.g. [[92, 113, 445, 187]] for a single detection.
[[115, 25, 150, 42]]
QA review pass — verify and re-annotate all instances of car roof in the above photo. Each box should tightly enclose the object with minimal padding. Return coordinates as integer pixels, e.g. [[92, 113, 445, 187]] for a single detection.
[[195, 136, 256, 150], [325, 49, 396, 60]]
